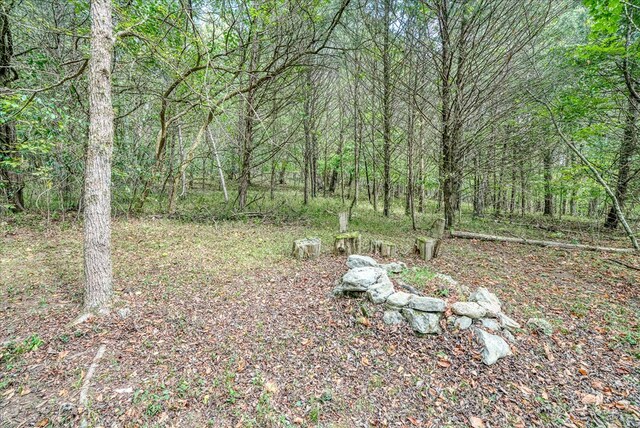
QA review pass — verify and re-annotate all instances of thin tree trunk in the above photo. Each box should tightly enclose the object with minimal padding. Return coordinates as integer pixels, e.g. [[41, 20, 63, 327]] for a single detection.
[[207, 126, 228, 203]]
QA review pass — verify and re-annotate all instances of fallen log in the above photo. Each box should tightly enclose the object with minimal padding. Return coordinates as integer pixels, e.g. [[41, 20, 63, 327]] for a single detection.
[[450, 231, 636, 254]]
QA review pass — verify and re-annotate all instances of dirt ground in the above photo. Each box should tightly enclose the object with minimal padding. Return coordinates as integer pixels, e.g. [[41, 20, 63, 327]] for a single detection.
[[1, 219, 639, 427]]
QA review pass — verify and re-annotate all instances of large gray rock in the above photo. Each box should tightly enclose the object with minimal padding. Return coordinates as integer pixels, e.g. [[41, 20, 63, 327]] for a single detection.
[[408, 295, 446, 312], [498, 313, 521, 332], [386, 291, 412, 308], [470, 287, 502, 316], [381, 261, 407, 273], [480, 318, 501, 331], [366, 279, 395, 304], [341, 267, 386, 291], [454, 316, 472, 330], [383, 310, 405, 325], [502, 330, 516, 343], [473, 328, 512, 365], [347, 255, 379, 269], [527, 318, 553, 336], [451, 302, 487, 319], [401, 309, 442, 335]]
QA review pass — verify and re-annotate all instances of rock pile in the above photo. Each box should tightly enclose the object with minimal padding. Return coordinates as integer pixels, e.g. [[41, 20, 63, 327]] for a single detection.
[[333, 254, 532, 366]]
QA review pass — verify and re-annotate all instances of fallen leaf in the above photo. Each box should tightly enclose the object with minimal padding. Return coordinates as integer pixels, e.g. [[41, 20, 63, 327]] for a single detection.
[[264, 381, 278, 394], [437, 359, 451, 368], [581, 393, 603, 405], [469, 416, 485, 428]]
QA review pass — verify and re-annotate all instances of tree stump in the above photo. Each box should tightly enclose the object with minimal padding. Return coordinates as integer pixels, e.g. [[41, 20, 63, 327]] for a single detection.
[[429, 218, 446, 257], [414, 218, 446, 260], [292, 238, 321, 260], [334, 232, 361, 255], [370, 239, 397, 257], [414, 237, 436, 261]]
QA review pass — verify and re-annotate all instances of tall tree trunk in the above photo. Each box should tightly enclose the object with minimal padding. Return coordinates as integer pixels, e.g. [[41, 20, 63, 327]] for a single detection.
[[238, 34, 259, 210], [543, 148, 553, 216], [605, 94, 637, 229], [382, 0, 392, 217], [0, 5, 24, 212], [83, 0, 114, 312]]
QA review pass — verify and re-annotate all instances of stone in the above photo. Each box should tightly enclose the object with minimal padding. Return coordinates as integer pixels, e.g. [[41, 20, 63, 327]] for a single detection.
[[527, 318, 553, 336], [341, 267, 386, 291], [401, 309, 442, 335], [498, 313, 521, 332], [434, 273, 458, 286], [473, 327, 512, 365], [502, 330, 516, 342], [381, 261, 407, 273], [480, 318, 501, 331], [408, 295, 446, 312], [347, 255, 378, 269], [117, 307, 131, 319], [383, 310, 405, 325], [451, 302, 487, 319], [366, 279, 395, 304], [386, 291, 412, 308], [454, 316, 472, 330], [469, 287, 501, 315]]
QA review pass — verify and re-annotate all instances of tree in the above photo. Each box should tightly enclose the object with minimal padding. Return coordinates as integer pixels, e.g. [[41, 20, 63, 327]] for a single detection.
[[83, 0, 114, 312]]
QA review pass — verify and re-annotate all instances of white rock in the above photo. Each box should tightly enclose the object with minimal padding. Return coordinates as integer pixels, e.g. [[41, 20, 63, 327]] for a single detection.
[[451, 302, 487, 319], [383, 310, 405, 325], [401, 309, 442, 335], [381, 261, 407, 273], [117, 308, 131, 319], [480, 318, 501, 331], [454, 316, 472, 330], [478, 301, 502, 317], [366, 279, 395, 304], [341, 267, 386, 291], [469, 287, 501, 315], [526, 318, 553, 336], [473, 328, 512, 365], [386, 291, 412, 308], [434, 273, 458, 286], [502, 330, 516, 342], [498, 313, 521, 332], [347, 255, 379, 269], [408, 295, 446, 312]]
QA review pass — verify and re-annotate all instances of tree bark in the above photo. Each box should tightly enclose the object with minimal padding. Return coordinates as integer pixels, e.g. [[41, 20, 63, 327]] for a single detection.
[[83, 0, 114, 312], [605, 94, 637, 229], [0, 5, 24, 212]]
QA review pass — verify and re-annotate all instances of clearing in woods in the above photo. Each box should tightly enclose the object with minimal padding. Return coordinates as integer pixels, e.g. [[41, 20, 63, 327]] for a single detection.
[[1, 198, 639, 427]]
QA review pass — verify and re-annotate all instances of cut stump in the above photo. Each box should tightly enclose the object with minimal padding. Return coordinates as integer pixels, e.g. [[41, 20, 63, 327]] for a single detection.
[[292, 238, 321, 260], [415, 237, 436, 261], [370, 239, 397, 257], [334, 232, 361, 255]]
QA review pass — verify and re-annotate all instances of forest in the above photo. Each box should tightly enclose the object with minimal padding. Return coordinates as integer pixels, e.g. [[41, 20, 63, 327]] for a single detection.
[[1, 0, 640, 427]]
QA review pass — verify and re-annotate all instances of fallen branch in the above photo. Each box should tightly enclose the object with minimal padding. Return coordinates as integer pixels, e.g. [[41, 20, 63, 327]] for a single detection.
[[605, 258, 640, 271], [79, 344, 107, 428], [450, 231, 636, 253]]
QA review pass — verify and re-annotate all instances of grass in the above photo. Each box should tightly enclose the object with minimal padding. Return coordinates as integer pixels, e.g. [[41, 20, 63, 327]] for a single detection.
[[1, 187, 640, 427]]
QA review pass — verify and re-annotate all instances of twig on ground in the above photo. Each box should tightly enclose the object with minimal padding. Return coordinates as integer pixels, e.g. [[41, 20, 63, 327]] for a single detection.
[[79, 344, 107, 428]]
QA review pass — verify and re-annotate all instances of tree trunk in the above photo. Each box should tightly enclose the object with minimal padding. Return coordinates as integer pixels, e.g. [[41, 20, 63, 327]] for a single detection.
[[543, 148, 553, 216], [605, 94, 637, 229], [0, 5, 24, 212], [382, 0, 392, 217], [83, 0, 114, 312]]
